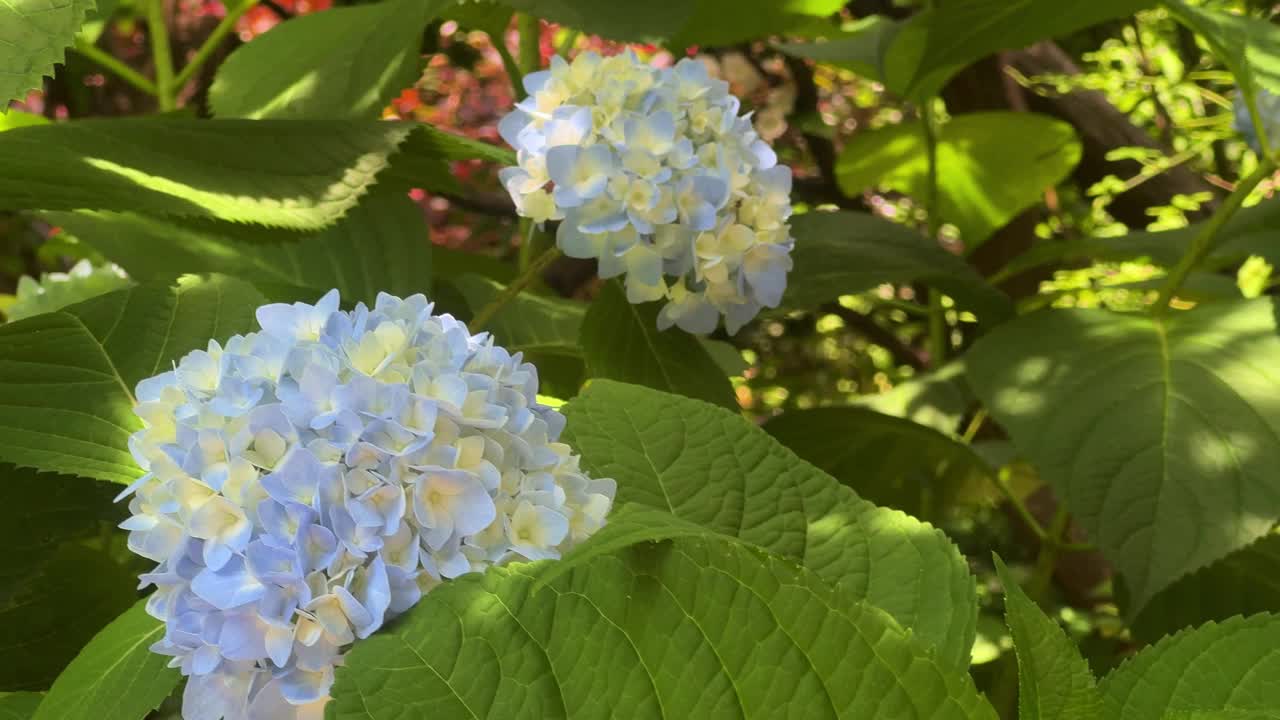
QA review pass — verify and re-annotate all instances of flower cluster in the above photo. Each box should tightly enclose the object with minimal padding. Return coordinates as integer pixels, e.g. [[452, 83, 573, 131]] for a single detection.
[[7, 259, 129, 321], [118, 290, 615, 719], [498, 51, 795, 334], [1234, 89, 1280, 154]]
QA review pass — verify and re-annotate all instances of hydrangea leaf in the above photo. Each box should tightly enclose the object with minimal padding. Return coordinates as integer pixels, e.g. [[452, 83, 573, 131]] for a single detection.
[[835, 112, 1081, 251], [776, 16, 900, 81], [994, 555, 1102, 720], [966, 300, 1280, 611], [578, 281, 737, 410], [498, 0, 841, 47], [30, 600, 177, 720], [786, 210, 1013, 322], [47, 190, 432, 307], [331, 534, 997, 719], [0, 118, 413, 230], [881, 0, 1152, 102], [1131, 532, 1280, 644], [853, 360, 974, 435], [0, 0, 95, 106], [1099, 613, 1280, 718], [210, 0, 446, 119], [0, 275, 268, 484], [562, 380, 979, 671], [451, 275, 585, 357], [764, 406, 994, 517], [0, 693, 43, 720], [0, 470, 141, 691]]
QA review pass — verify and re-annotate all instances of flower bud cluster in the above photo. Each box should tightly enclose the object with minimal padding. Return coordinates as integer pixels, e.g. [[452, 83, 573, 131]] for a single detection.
[[119, 290, 614, 719], [499, 51, 794, 334]]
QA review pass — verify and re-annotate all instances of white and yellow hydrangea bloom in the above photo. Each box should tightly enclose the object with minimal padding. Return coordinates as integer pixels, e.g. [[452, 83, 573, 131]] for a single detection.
[[498, 51, 795, 334], [119, 290, 615, 720]]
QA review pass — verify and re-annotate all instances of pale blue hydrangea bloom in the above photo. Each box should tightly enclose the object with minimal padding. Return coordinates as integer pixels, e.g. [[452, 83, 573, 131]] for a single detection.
[[119, 290, 615, 719], [1234, 89, 1280, 154], [498, 52, 795, 334]]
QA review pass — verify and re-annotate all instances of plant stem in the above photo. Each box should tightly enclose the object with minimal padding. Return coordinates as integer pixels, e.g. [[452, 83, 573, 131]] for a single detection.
[[517, 13, 541, 75], [173, 0, 259, 89], [495, 36, 526, 101], [920, 100, 948, 364], [74, 40, 159, 96], [1243, 89, 1276, 161], [557, 28, 580, 57], [1153, 155, 1275, 315], [148, 0, 176, 110], [470, 246, 562, 331], [1026, 506, 1070, 603]]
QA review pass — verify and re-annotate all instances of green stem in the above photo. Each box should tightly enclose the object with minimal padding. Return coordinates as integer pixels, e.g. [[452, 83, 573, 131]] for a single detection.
[[173, 0, 259, 89], [1026, 506, 1070, 603], [1244, 89, 1276, 161], [471, 246, 562, 331], [920, 100, 948, 364], [517, 13, 541, 75], [1153, 155, 1275, 315], [557, 28, 580, 57], [74, 40, 159, 96], [148, 0, 176, 110]]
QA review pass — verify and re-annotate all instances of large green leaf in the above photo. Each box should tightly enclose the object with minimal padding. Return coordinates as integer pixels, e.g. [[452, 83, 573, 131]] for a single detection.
[[853, 360, 974, 434], [1099, 613, 1280, 719], [498, 0, 842, 47], [0, 275, 268, 484], [331, 533, 997, 719], [1131, 532, 1280, 644], [31, 600, 177, 720], [210, 0, 442, 119], [994, 555, 1102, 720], [0, 470, 140, 691], [786, 210, 1013, 322], [48, 190, 432, 307], [0, 0, 95, 106], [836, 112, 1081, 250], [562, 380, 979, 670], [764, 406, 992, 517], [966, 300, 1280, 610], [0, 118, 412, 230], [882, 0, 1153, 101], [776, 16, 899, 81], [579, 280, 736, 409], [1165, 1, 1280, 113], [0, 693, 42, 720]]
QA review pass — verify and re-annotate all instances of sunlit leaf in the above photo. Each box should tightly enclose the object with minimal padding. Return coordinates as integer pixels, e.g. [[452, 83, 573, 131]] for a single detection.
[[0, 0, 95, 106]]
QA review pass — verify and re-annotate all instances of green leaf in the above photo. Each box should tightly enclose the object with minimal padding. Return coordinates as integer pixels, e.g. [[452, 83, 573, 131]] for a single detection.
[[994, 555, 1102, 720], [31, 600, 177, 720], [0, 118, 413, 230], [331, 534, 997, 719], [0, 0, 95, 106], [562, 380, 979, 670], [48, 190, 432, 307], [451, 274, 585, 356], [776, 16, 899, 81], [1131, 532, 1280, 644], [1099, 613, 1280, 719], [1164, 1, 1280, 111], [0, 275, 268, 484], [836, 112, 1081, 250], [0, 469, 140, 691], [853, 360, 974, 434], [210, 0, 443, 119], [579, 281, 737, 409], [786, 210, 1013, 322], [966, 300, 1280, 610], [882, 0, 1152, 101], [499, 0, 842, 47], [764, 406, 992, 517], [0, 693, 43, 720]]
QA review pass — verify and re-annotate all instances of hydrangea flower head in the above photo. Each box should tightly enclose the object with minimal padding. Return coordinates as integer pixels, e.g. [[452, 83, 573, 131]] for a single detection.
[[498, 52, 795, 334], [119, 290, 615, 719], [7, 259, 129, 321]]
